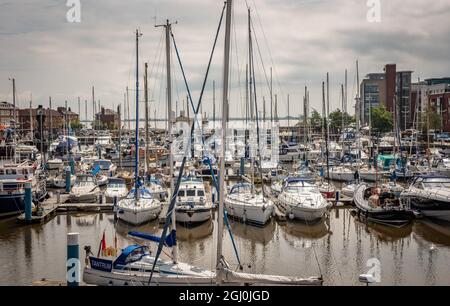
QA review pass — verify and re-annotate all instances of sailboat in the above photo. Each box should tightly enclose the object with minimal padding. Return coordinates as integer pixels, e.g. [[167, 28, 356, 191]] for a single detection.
[[224, 9, 274, 227], [117, 29, 162, 226], [83, 2, 322, 286]]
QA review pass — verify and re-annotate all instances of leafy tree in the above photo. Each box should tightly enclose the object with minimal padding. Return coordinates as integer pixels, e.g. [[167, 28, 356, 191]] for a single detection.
[[310, 109, 322, 133], [371, 105, 393, 133], [329, 109, 355, 133], [70, 119, 83, 130], [420, 106, 442, 133]]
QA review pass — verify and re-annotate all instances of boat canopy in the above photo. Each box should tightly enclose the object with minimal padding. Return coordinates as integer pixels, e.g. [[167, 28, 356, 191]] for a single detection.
[[113, 245, 149, 268], [107, 178, 126, 185], [229, 183, 252, 194], [126, 187, 153, 199]]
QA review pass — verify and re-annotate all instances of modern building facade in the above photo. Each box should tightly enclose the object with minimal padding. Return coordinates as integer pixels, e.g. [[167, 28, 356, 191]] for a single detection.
[[360, 64, 413, 131]]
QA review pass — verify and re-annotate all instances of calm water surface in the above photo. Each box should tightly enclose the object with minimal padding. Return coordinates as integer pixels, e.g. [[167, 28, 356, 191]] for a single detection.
[[0, 208, 449, 286]]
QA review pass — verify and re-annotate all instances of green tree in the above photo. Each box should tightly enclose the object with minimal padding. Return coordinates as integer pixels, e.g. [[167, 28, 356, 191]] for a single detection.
[[371, 105, 393, 133], [310, 109, 322, 133], [329, 109, 355, 133], [420, 106, 442, 132], [70, 119, 83, 130]]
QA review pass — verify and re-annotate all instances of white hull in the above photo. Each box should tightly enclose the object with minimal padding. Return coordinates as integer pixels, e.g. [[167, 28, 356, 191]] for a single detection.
[[359, 171, 389, 182], [280, 202, 327, 222], [70, 192, 98, 203], [225, 198, 273, 226], [326, 171, 354, 182], [175, 206, 212, 224], [118, 204, 161, 225]]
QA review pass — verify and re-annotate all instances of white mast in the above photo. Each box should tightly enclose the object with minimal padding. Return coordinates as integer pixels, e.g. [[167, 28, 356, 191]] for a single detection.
[[217, 0, 232, 285], [156, 19, 177, 263]]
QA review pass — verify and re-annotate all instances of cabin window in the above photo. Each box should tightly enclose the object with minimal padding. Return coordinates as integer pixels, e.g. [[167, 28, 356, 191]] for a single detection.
[[178, 190, 185, 197], [197, 190, 205, 197], [186, 190, 196, 197]]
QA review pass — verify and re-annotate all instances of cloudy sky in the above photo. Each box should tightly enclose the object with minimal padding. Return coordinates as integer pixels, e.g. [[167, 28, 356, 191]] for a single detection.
[[0, 0, 449, 122]]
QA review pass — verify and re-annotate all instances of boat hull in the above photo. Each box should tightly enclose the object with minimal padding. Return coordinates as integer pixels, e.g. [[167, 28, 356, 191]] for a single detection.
[[175, 206, 212, 225], [0, 194, 25, 218], [224, 199, 273, 226], [118, 205, 161, 225]]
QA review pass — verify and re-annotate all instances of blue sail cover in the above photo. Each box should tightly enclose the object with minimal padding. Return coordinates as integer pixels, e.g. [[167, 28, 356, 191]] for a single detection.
[[128, 230, 177, 248]]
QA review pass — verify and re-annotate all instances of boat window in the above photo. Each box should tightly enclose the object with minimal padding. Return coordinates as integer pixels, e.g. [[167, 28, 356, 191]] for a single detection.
[[125, 248, 145, 264], [197, 190, 205, 197], [186, 190, 196, 197], [178, 190, 185, 197], [423, 178, 450, 188], [93, 160, 111, 170]]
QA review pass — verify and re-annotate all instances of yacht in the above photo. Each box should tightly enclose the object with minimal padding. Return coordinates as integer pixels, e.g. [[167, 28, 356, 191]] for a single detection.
[[69, 174, 99, 203], [0, 162, 37, 217], [175, 176, 213, 225], [354, 183, 414, 226], [277, 178, 329, 222], [105, 178, 129, 203], [225, 182, 274, 226], [401, 175, 450, 222]]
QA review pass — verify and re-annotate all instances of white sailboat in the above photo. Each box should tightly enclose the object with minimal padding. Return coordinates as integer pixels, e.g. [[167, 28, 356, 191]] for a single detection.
[[117, 29, 161, 226]]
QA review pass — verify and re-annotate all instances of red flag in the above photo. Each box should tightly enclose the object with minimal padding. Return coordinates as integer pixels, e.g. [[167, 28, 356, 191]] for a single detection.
[[101, 231, 106, 252]]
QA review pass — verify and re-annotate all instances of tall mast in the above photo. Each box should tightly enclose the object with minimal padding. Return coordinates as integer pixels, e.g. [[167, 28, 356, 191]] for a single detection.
[[118, 104, 122, 170], [92, 86, 95, 129], [248, 8, 255, 193], [245, 64, 249, 127], [84, 99, 87, 128], [10, 78, 17, 127], [29, 98, 33, 137], [326, 73, 330, 145], [155, 19, 177, 263], [355, 60, 361, 167], [49, 97, 53, 142], [323, 82, 330, 183], [213, 80, 216, 129], [134, 29, 142, 200], [144, 62, 150, 174], [287, 94, 290, 128], [270, 67, 273, 123], [78, 97, 81, 121], [126, 86, 131, 132], [217, 0, 232, 285], [341, 84, 345, 156], [304, 86, 308, 161]]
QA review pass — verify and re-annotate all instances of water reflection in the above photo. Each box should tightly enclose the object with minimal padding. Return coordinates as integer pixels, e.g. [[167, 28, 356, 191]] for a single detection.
[[413, 220, 450, 247], [1, 210, 450, 285], [177, 220, 213, 241], [229, 219, 276, 245]]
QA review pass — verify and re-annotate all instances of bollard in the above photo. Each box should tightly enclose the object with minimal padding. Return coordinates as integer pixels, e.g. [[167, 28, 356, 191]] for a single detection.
[[57, 190, 61, 204], [65, 166, 71, 193], [98, 193, 103, 204], [67, 232, 80, 286], [113, 196, 118, 220], [240, 157, 245, 176], [335, 191, 340, 203], [69, 157, 75, 175], [24, 182, 32, 221]]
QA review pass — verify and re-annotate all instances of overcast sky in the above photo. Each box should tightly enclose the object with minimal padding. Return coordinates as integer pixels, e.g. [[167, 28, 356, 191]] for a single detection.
[[1, 0, 449, 122]]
